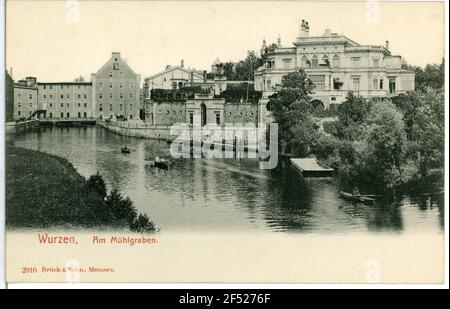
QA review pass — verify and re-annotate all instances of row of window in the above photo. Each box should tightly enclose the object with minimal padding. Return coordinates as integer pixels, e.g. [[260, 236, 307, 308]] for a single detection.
[[16, 93, 35, 99], [46, 102, 89, 108], [297, 55, 380, 69], [98, 104, 133, 112], [98, 82, 134, 89], [16, 103, 36, 108], [42, 94, 88, 99], [41, 85, 89, 90], [98, 93, 134, 99], [45, 112, 89, 118]]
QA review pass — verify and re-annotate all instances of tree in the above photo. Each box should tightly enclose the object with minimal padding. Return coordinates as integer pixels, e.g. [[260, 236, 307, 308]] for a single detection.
[[86, 172, 107, 198], [335, 92, 371, 140], [268, 69, 318, 155], [361, 101, 407, 188], [402, 59, 444, 91], [234, 51, 263, 81]]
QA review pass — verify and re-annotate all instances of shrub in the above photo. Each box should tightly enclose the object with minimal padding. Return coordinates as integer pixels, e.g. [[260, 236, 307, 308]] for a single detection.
[[130, 214, 156, 233], [106, 189, 138, 225], [86, 172, 107, 198]]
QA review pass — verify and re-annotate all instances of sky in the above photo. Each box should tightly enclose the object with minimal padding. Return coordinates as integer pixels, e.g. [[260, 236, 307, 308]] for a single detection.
[[6, 1, 445, 84]]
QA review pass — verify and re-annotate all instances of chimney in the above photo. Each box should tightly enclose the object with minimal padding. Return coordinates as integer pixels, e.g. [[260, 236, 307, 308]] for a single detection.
[[181, 59, 184, 68], [305, 21, 310, 37], [385, 40, 390, 51], [324, 29, 331, 37], [112, 52, 120, 61], [203, 70, 207, 84], [299, 19, 306, 38], [190, 71, 194, 86]]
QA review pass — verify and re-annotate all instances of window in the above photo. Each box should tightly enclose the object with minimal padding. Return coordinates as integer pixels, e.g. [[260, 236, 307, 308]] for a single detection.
[[113, 63, 119, 70], [110, 104, 113, 111], [333, 78, 342, 90], [84, 94, 87, 99], [119, 93, 123, 99], [61, 85, 63, 89], [61, 103, 64, 107], [99, 93, 103, 99], [99, 82, 103, 88], [29, 94, 32, 99], [331, 97, 336, 101], [78, 112, 81, 118], [282, 59, 292, 70], [189, 112, 193, 124], [129, 115, 133, 120], [215, 113, 220, 125], [29, 102, 32, 107], [120, 83, 123, 88], [49, 112, 52, 118], [50, 94, 53, 99], [373, 79, 378, 90], [311, 55, 319, 68], [310, 75, 325, 90], [43, 85, 46, 89], [120, 104, 123, 111], [332, 55, 340, 68], [373, 59, 379, 68], [130, 93, 133, 98], [266, 79, 272, 91], [109, 72, 113, 77], [84, 112, 87, 118], [379, 79, 384, 89], [67, 94, 70, 99], [49, 85, 53, 90], [29, 111, 32, 116], [67, 103, 70, 107], [389, 77, 396, 93], [352, 77, 360, 91], [110, 93, 113, 99], [78, 103, 81, 107], [321, 55, 329, 67], [78, 94, 81, 99], [61, 112, 64, 118], [61, 95, 64, 99], [109, 83, 113, 88], [43, 95, 46, 99], [49, 103, 53, 107], [130, 104, 133, 110], [172, 82, 177, 89], [352, 57, 361, 67], [77, 85, 80, 89], [67, 112, 70, 118], [99, 104, 103, 112], [130, 83, 134, 88], [18, 111, 21, 116]]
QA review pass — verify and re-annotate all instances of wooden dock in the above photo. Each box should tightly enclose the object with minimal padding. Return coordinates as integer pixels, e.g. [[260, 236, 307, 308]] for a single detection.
[[290, 158, 334, 177]]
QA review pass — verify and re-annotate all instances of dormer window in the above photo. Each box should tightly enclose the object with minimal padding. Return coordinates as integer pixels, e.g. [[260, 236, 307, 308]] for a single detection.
[[113, 63, 119, 70]]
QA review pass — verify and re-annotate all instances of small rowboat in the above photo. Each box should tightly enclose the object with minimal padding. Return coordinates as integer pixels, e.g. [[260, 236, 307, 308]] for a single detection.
[[121, 146, 131, 154], [146, 156, 171, 169], [339, 191, 375, 204]]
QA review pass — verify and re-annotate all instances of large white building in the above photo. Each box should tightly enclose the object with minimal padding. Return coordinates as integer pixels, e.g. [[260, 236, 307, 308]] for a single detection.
[[255, 19, 415, 109]]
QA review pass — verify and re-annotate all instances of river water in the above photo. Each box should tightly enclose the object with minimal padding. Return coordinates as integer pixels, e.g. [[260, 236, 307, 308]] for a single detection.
[[10, 126, 444, 234]]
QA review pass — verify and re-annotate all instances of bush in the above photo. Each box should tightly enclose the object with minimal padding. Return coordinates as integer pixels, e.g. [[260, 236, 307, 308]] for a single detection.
[[86, 172, 107, 198], [130, 214, 156, 233], [106, 189, 138, 225]]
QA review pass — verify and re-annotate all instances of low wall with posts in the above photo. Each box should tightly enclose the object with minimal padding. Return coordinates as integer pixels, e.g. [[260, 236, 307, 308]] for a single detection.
[[99, 120, 172, 140], [5, 119, 40, 134]]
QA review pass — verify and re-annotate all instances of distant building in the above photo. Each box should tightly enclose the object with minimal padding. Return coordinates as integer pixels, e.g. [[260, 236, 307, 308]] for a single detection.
[[143, 60, 206, 98], [13, 77, 38, 120], [91, 52, 141, 120], [37, 82, 92, 119], [255, 19, 415, 109], [5, 71, 14, 122]]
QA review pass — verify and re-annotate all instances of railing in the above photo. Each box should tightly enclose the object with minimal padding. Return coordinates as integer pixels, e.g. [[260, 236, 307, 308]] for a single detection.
[[39, 117, 96, 122]]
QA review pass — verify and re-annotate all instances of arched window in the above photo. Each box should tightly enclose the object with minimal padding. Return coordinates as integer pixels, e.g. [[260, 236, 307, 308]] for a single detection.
[[322, 55, 329, 67], [311, 55, 319, 68], [301, 55, 309, 68], [332, 55, 340, 68]]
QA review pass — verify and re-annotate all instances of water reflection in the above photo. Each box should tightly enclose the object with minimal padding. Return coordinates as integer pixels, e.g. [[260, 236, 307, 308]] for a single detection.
[[11, 126, 444, 234]]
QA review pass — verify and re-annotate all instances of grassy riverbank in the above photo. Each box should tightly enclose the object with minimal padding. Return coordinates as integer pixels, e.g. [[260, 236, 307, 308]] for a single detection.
[[5, 145, 155, 231]]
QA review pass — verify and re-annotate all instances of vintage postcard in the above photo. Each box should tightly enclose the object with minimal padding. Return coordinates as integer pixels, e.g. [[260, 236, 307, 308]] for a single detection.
[[2, 0, 447, 286]]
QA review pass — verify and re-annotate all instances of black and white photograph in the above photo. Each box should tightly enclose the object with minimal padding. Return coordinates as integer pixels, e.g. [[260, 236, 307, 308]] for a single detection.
[[1, 0, 447, 287]]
